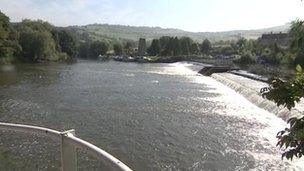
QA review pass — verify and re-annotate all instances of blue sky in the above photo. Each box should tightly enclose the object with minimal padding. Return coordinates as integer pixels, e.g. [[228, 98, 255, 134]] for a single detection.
[[1, 0, 304, 32]]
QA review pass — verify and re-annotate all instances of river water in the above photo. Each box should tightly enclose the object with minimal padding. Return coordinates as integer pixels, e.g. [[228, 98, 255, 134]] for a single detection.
[[0, 60, 302, 170]]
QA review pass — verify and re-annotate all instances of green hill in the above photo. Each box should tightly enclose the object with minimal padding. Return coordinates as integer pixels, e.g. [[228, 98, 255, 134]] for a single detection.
[[67, 23, 290, 44]]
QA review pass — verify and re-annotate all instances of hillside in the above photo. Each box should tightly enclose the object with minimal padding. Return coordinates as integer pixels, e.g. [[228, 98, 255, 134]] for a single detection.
[[67, 24, 290, 44]]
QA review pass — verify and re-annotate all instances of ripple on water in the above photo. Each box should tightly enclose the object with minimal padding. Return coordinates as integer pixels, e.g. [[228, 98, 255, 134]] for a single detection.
[[0, 61, 303, 170]]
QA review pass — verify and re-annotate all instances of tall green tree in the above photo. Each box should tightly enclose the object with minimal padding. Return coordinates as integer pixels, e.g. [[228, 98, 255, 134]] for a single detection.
[[0, 11, 20, 62], [180, 37, 193, 55], [200, 39, 212, 54], [159, 36, 171, 50], [290, 20, 304, 66], [159, 36, 183, 56], [78, 42, 90, 58], [89, 41, 108, 59], [172, 37, 181, 56], [17, 20, 60, 62], [290, 20, 304, 52], [147, 39, 160, 56], [163, 37, 176, 56], [190, 43, 200, 55], [124, 41, 134, 56], [53, 29, 77, 57]]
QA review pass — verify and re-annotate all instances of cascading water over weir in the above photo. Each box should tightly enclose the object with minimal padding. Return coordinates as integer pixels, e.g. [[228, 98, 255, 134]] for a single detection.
[[198, 66, 302, 121]]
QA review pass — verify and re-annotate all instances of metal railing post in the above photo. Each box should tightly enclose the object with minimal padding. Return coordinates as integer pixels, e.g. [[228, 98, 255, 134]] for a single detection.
[[0, 122, 132, 171], [61, 130, 77, 171]]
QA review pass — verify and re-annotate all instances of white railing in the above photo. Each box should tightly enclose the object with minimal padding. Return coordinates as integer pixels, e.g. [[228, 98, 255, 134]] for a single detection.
[[0, 122, 132, 171]]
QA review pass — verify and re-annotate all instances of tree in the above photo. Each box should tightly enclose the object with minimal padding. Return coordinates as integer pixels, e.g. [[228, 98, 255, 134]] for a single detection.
[[159, 36, 171, 50], [78, 42, 90, 58], [0, 11, 20, 62], [0, 11, 10, 40], [236, 37, 247, 51], [55, 29, 77, 57], [162, 37, 180, 56], [89, 41, 108, 59], [261, 43, 283, 64], [261, 65, 304, 160], [180, 37, 193, 55], [19, 31, 45, 61], [113, 43, 123, 55], [17, 20, 59, 62], [124, 41, 134, 56], [290, 20, 304, 66], [172, 37, 181, 56], [190, 43, 199, 55], [147, 39, 160, 56], [233, 50, 256, 64], [290, 20, 304, 52], [200, 39, 212, 54]]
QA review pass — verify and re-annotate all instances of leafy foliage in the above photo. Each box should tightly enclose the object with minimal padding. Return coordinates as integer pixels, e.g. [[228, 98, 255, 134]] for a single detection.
[[290, 20, 304, 53], [290, 20, 304, 66], [147, 39, 160, 56], [261, 65, 304, 160], [113, 43, 123, 55], [190, 43, 200, 55], [88, 41, 108, 59], [78, 42, 90, 58], [261, 67, 304, 110], [259, 20, 304, 160], [16, 20, 67, 62], [0, 11, 20, 63], [53, 29, 78, 57], [236, 37, 247, 51], [123, 41, 135, 56], [0, 11, 78, 63], [147, 36, 210, 57], [180, 37, 193, 55], [234, 51, 256, 64], [200, 39, 212, 54]]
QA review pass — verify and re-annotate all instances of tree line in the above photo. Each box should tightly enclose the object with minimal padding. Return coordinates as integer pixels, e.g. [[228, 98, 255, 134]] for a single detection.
[[0, 11, 116, 63], [146, 36, 211, 56], [209, 22, 304, 67], [0, 11, 79, 63]]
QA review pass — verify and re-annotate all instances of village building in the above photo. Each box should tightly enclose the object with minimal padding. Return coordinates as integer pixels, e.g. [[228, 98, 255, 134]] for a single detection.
[[257, 32, 292, 48]]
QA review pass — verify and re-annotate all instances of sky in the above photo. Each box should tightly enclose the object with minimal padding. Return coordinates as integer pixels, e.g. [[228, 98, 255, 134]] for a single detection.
[[1, 0, 304, 32]]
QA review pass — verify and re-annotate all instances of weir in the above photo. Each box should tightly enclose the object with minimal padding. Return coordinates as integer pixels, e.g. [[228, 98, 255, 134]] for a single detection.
[[199, 69, 302, 121], [198, 66, 237, 76]]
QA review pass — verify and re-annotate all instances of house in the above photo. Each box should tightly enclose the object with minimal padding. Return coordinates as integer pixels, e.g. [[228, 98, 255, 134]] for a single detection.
[[257, 32, 292, 48]]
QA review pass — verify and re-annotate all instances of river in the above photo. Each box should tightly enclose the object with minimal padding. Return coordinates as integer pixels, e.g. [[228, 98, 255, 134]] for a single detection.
[[0, 60, 302, 170]]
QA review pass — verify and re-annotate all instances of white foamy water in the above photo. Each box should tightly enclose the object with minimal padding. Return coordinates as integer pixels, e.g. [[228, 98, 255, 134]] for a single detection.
[[163, 62, 304, 170]]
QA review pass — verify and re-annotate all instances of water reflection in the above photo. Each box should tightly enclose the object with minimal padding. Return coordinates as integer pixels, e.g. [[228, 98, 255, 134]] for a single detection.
[[0, 63, 65, 86]]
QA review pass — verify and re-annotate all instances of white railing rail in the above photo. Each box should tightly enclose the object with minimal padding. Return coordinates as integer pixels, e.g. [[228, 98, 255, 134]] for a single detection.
[[0, 122, 132, 171]]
